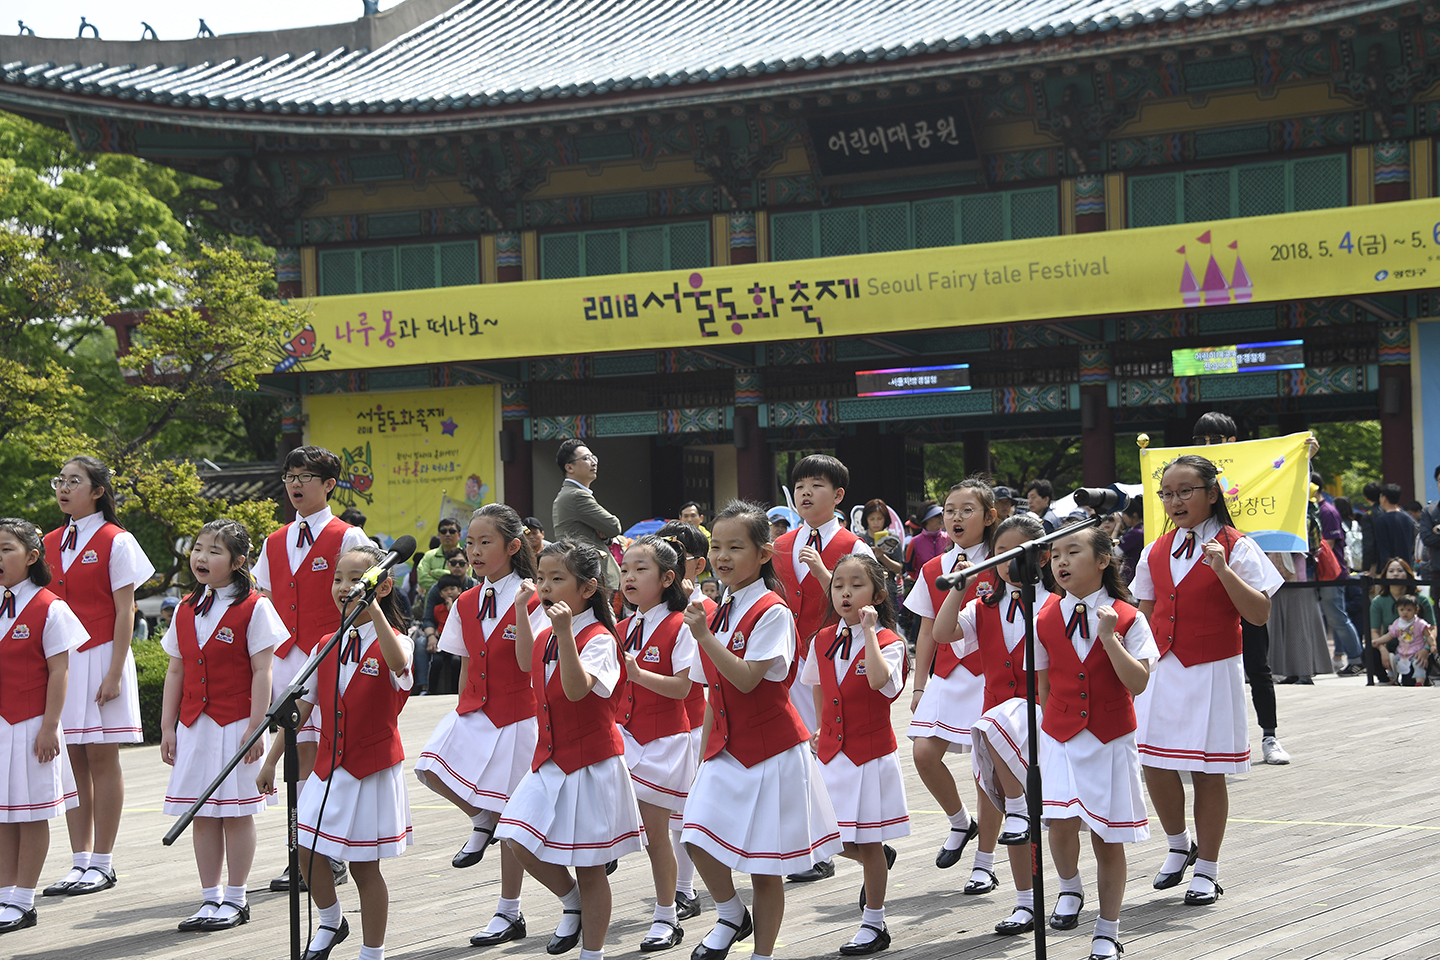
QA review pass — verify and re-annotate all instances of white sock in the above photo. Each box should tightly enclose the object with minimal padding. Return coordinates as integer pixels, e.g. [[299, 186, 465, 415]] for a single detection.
[[1161, 831, 1192, 874], [1016, 889, 1034, 911], [224, 884, 247, 907], [1055, 872, 1084, 917], [358, 946, 384, 960], [1189, 858, 1219, 893], [463, 811, 498, 854], [192, 886, 222, 918], [10, 887, 35, 909], [483, 896, 522, 932], [944, 807, 973, 849], [554, 883, 582, 937], [579, 949, 604, 960], [753, 955, 772, 960], [673, 828, 696, 897], [0, 905, 26, 923], [1092, 917, 1120, 958], [90, 853, 113, 872], [72, 852, 91, 871], [703, 895, 746, 949], [972, 850, 995, 880], [850, 906, 885, 944], [0, 886, 12, 905], [1004, 795, 1027, 815], [647, 901, 678, 940], [308, 901, 344, 951]]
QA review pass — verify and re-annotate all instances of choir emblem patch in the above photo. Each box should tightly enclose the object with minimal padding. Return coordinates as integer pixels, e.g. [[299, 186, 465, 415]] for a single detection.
[[81, 549, 100, 564], [855, 660, 867, 675], [501, 624, 517, 640], [360, 657, 380, 676], [730, 631, 746, 652], [214, 627, 236, 644], [11, 624, 29, 639], [310, 557, 329, 572], [643, 645, 661, 663], [976, 581, 995, 598]]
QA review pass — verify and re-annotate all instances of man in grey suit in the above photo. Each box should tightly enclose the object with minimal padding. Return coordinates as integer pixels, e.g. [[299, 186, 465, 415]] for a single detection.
[[551, 438, 622, 590]]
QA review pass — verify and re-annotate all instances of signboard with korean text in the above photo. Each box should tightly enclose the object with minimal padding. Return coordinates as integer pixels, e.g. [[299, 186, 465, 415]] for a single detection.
[[304, 385, 500, 547], [805, 102, 979, 178], [272, 198, 1440, 375], [1170, 340, 1305, 376]]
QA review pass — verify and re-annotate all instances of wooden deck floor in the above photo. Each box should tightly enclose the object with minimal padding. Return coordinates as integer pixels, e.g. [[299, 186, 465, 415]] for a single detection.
[[7, 673, 1437, 960]]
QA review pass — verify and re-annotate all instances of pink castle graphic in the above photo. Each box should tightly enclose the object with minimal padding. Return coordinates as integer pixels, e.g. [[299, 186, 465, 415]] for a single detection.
[[1177, 232, 1251, 306]]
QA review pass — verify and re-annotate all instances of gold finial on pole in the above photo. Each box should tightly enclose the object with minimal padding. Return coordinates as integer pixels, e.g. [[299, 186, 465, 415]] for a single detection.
[[1136, 433, 1150, 450]]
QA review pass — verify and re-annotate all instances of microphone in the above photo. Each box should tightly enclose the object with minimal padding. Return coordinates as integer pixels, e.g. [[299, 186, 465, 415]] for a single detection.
[[1072, 487, 1126, 512], [343, 535, 417, 601], [934, 568, 970, 593]]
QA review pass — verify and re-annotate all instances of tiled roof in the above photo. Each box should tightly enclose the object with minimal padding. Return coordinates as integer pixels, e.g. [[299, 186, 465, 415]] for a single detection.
[[1, 0, 1346, 119]]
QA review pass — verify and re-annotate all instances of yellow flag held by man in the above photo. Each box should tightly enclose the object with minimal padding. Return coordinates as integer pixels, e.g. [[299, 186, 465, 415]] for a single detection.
[[1139, 433, 1312, 554]]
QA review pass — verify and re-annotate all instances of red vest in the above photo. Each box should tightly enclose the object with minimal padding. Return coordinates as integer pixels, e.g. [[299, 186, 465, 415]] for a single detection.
[[1038, 596, 1140, 745], [43, 522, 120, 653], [976, 598, 1032, 712], [772, 528, 861, 660], [313, 632, 410, 782], [683, 596, 716, 729], [454, 587, 541, 726], [813, 624, 906, 765], [918, 551, 997, 679], [267, 519, 351, 658], [615, 610, 691, 745], [531, 621, 625, 773], [701, 592, 810, 768], [1149, 527, 1245, 666], [0, 590, 58, 724], [177, 592, 259, 728]]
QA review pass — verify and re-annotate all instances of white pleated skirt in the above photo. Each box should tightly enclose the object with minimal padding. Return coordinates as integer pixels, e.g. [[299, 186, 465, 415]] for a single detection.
[[1135, 653, 1251, 774], [297, 762, 413, 862], [972, 698, 1041, 814], [670, 727, 707, 831], [273, 647, 320, 744], [906, 667, 984, 752], [0, 715, 77, 823], [681, 744, 842, 875], [1039, 729, 1149, 844], [415, 710, 537, 814], [496, 755, 645, 867], [164, 713, 273, 817], [789, 669, 818, 736], [61, 642, 142, 744], [817, 749, 911, 845], [622, 727, 696, 813]]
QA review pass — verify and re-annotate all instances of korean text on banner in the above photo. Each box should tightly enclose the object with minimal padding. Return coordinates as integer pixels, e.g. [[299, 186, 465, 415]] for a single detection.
[[305, 385, 499, 549], [1139, 432, 1312, 554]]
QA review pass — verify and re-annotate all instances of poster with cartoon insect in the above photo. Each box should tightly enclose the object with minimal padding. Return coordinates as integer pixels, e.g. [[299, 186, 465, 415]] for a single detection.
[[305, 385, 500, 547], [1138, 432, 1311, 554]]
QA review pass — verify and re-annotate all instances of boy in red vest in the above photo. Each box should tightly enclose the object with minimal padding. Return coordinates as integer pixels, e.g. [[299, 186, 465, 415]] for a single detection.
[[252, 445, 370, 892], [770, 455, 872, 883]]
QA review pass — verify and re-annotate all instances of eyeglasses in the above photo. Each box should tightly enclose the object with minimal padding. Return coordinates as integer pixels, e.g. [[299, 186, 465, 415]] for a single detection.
[[447, 559, 469, 567], [50, 476, 87, 491], [1192, 435, 1227, 446], [281, 473, 321, 485], [569, 453, 599, 465], [942, 506, 979, 520], [1156, 486, 1202, 503]]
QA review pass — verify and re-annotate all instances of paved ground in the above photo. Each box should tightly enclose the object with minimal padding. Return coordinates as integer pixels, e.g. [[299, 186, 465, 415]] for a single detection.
[[6, 673, 1437, 960]]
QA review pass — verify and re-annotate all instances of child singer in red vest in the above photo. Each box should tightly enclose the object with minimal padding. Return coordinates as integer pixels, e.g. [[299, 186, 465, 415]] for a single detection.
[[257, 543, 414, 960], [41, 456, 155, 898], [1131, 454, 1281, 907], [900, 478, 1001, 890], [615, 535, 698, 951], [159, 519, 285, 932], [0, 519, 88, 936], [251, 445, 369, 892], [680, 501, 841, 960], [495, 541, 643, 960], [934, 513, 1055, 937], [414, 503, 545, 948], [801, 554, 910, 955], [1033, 526, 1157, 960]]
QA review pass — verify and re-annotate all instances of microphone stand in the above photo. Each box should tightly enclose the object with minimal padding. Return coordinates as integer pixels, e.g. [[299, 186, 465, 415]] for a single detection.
[[162, 583, 383, 960], [942, 514, 1105, 960]]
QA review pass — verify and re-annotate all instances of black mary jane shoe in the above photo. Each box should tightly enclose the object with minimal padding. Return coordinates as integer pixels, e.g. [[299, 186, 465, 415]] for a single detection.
[[178, 902, 223, 932], [838, 923, 891, 956], [675, 892, 702, 921], [67, 866, 117, 895], [471, 912, 527, 947], [269, 866, 306, 893], [0, 906, 38, 935], [1152, 841, 1198, 890], [42, 872, 82, 897], [1183, 875, 1224, 906], [605, 860, 618, 876], [453, 828, 495, 869], [546, 910, 583, 955], [200, 902, 250, 931], [859, 844, 898, 908], [935, 820, 979, 869], [963, 868, 999, 896], [640, 919, 685, 952], [1049, 890, 1084, 930], [302, 916, 349, 960], [997, 814, 1031, 846], [689, 908, 752, 960], [1088, 934, 1124, 959], [330, 859, 349, 887], [994, 906, 1035, 936], [785, 858, 835, 883]]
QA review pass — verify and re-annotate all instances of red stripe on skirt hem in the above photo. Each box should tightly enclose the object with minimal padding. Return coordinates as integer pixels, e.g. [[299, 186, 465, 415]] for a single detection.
[[681, 822, 841, 860]]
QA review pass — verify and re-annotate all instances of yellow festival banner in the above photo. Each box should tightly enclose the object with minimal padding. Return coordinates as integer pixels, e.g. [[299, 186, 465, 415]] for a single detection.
[[305, 385, 500, 548], [270, 198, 1440, 373], [1138, 432, 1312, 554]]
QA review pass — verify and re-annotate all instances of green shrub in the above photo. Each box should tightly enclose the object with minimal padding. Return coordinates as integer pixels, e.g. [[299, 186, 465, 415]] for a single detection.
[[131, 639, 172, 744]]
